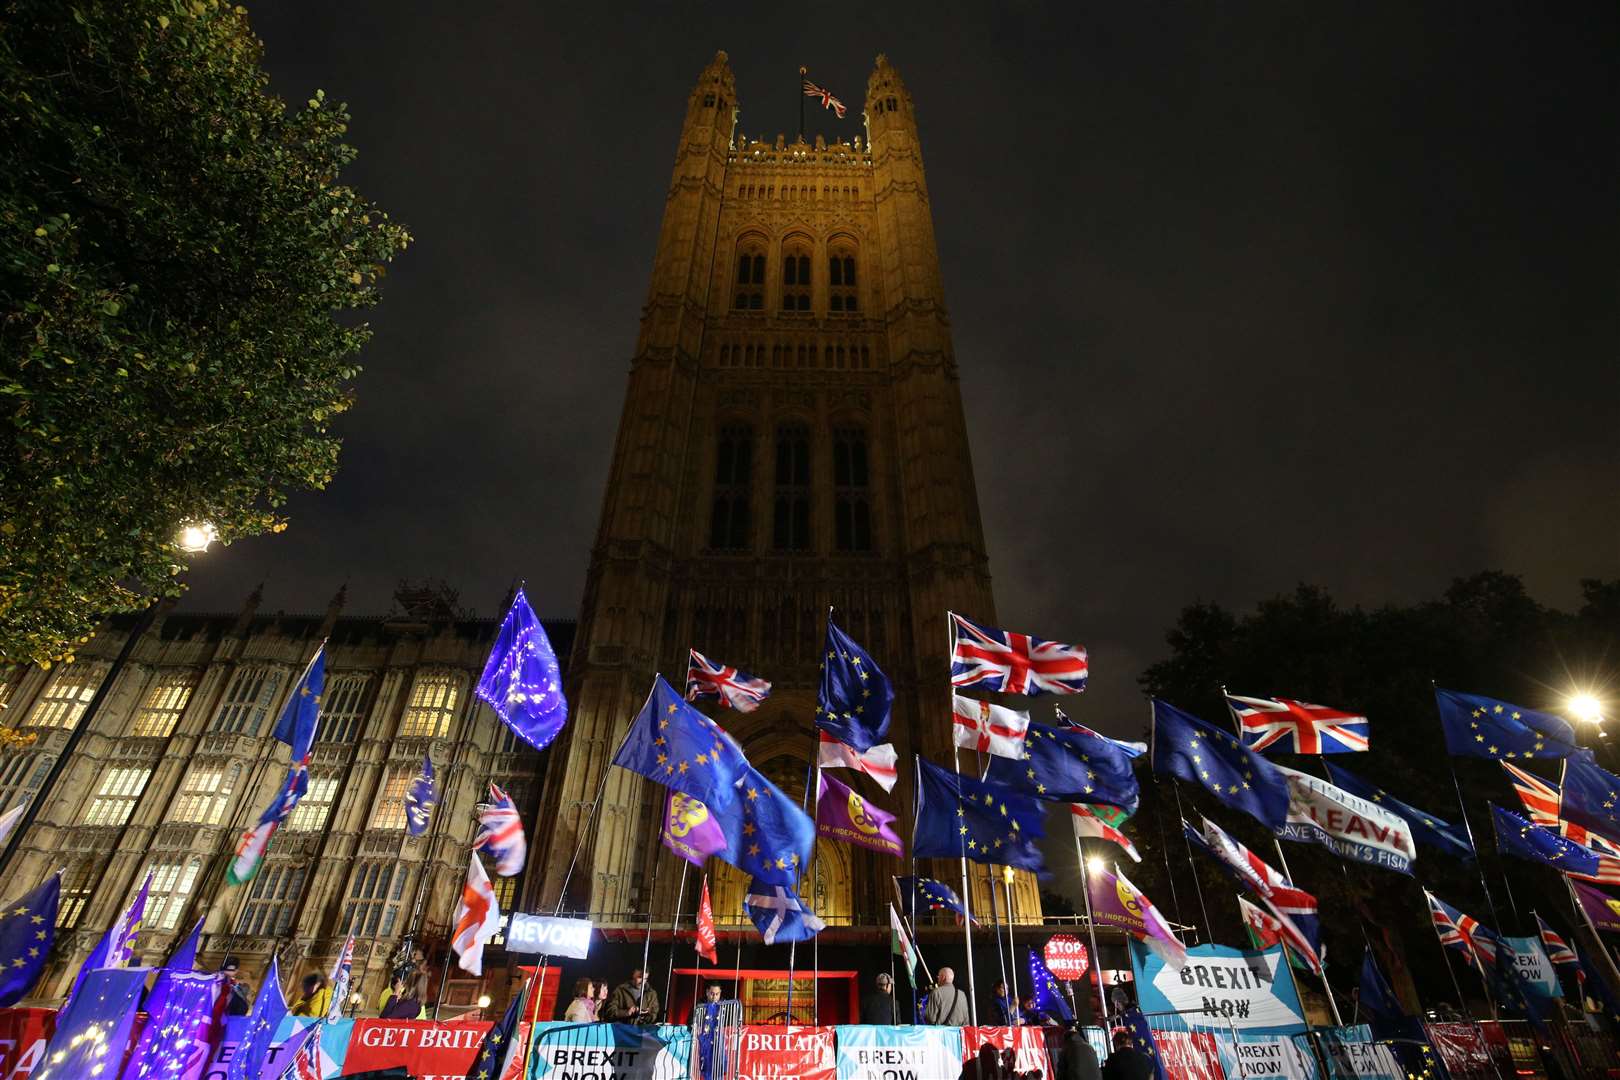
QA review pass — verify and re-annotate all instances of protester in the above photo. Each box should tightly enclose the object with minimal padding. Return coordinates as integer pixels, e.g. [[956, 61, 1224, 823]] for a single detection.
[[1062, 1023, 1103, 1080], [289, 973, 331, 1017], [594, 978, 609, 1017], [563, 977, 597, 1021], [219, 957, 251, 1017], [961, 1045, 1007, 1080], [380, 974, 424, 1019], [924, 967, 970, 1026], [697, 983, 725, 1079], [989, 979, 1018, 1025], [1101, 1030, 1153, 1080], [1020, 993, 1059, 1027], [861, 972, 900, 1024], [603, 968, 660, 1023]]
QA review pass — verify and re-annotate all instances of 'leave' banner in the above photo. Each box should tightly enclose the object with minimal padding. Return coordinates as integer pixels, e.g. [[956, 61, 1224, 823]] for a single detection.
[[1273, 765, 1414, 874], [834, 1025, 963, 1080]]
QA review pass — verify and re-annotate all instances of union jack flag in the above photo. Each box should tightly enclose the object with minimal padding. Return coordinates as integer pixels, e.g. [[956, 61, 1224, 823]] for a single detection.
[[1198, 816, 1322, 973], [325, 935, 354, 1023], [475, 782, 527, 876], [686, 649, 772, 713], [280, 1022, 328, 1080], [1536, 913, 1581, 978], [1501, 760, 1620, 856], [1427, 892, 1499, 975], [948, 612, 1088, 696], [802, 78, 847, 119], [1228, 694, 1369, 754]]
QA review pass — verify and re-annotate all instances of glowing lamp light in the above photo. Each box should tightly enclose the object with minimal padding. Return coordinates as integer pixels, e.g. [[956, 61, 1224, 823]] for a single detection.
[[1568, 694, 1605, 725], [1002, 865, 1015, 885], [477, 993, 492, 1009], [175, 521, 217, 554], [1086, 856, 1106, 875]]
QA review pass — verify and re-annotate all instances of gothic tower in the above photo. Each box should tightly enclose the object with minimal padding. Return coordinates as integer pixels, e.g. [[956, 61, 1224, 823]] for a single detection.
[[535, 52, 1036, 941]]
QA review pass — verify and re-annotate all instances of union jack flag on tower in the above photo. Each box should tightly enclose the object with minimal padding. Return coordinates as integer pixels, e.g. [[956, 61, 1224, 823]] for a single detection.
[[1228, 694, 1369, 754], [686, 649, 772, 713], [802, 76, 847, 119], [948, 612, 1088, 695]]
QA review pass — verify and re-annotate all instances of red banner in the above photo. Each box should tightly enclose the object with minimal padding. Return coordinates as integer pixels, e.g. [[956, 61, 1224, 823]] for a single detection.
[[1424, 1023, 1493, 1080], [963, 1026, 1062, 1079], [1151, 1029, 1227, 1080], [0, 1008, 55, 1080], [736, 1025, 835, 1080], [341, 1018, 528, 1080]]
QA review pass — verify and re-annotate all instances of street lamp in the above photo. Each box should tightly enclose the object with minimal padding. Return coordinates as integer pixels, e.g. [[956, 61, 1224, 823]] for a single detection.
[[476, 994, 492, 1009], [1568, 694, 1605, 725], [175, 521, 217, 554], [1086, 856, 1106, 875]]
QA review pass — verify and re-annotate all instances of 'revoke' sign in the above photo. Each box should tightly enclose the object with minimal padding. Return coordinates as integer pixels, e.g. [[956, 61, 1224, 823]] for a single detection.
[[506, 914, 594, 958]]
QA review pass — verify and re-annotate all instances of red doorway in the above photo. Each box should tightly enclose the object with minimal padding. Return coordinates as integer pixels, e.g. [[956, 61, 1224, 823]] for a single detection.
[[669, 968, 858, 1025]]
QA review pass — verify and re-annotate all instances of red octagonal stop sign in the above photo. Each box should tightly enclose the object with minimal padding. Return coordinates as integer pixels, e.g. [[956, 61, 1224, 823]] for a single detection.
[[1043, 933, 1090, 980]]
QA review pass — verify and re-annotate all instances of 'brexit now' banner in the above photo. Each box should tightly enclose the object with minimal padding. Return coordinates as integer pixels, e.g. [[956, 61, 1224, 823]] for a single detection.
[[833, 1025, 963, 1080]]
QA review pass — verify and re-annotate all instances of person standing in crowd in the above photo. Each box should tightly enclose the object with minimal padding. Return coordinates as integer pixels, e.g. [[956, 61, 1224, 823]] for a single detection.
[[219, 957, 251, 1016], [1019, 992, 1059, 1027], [862, 972, 900, 1024], [924, 967, 970, 1026], [289, 973, 331, 1017], [1062, 1023, 1102, 1080], [603, 968, 660, 1023], [988, 980, 1017, 1025], [380, 973, 424, 1019], [1102, 1029, 1154, 1080], [563, 977, 597, 1021], [697, 983, 725, 1079]]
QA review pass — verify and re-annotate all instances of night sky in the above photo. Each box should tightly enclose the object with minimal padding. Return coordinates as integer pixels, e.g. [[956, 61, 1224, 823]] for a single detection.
[[183, 4, 1619, 733]]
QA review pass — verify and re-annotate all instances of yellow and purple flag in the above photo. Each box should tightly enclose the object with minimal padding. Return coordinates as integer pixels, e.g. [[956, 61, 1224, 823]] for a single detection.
[[816, 771, 902, 857], [661, 791, 728, 867], [1086, 865, 1187, 970]]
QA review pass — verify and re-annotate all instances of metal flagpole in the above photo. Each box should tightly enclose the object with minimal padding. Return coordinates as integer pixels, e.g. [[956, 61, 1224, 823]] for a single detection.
[[951, 743, 980, 1026], [1170, 784, 1213, 939], [797, 66, 807, 140], [1266, 838, 1343, 1026], [1003, 868, 1022, 1018], [986, 862, 1009, 1014], [664, 860, 689, 1020], [639, 839, 664, 1019], [1423, 888, 1473, 1013], [1074, 832, 1108, 1024]]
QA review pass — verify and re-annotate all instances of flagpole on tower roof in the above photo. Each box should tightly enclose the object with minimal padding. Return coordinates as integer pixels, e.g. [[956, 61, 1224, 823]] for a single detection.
[[798, 66, 806, 140]]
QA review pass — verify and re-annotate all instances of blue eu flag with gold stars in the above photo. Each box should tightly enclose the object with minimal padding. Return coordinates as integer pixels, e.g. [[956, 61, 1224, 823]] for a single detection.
[[464, 989, 524, 1080], [1436, 689, 1584, 761], [0, 874, 57, 1007], [477, 588, 570, 752], [1119, 1007, 1169, 1080], [614, 675, 749, 810], [1152, 700, 1291, 829], [271, 646, 324, 762], [985, 720, 1140, 811], [914, 758, 1046, 871], [711, 766, 815, 887], [817, 617, 893, 752], [1557, 756, 1620, 849]]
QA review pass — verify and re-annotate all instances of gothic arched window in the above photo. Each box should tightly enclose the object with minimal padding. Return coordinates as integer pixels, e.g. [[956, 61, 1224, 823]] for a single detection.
[[734, 242, 765, 310], [829, 248, 858, 313], [709, 424, 752, 550], [833, 427, 872, 552], [772, 425, 811, 551], [781, 241, 812, 312]]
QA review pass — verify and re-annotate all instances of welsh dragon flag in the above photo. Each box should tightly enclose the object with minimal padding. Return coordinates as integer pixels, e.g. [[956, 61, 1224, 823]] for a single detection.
[[890, 903, 919, 988]]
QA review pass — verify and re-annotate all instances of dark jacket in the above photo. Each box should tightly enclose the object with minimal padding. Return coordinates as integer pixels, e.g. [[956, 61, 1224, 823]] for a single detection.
[[861, 989, 900, 1024], [1102, 1049, 1155, 1080], [603, 981, 660, 1023], [380, 993, 423, 1020], [1062, 1034, 1102, 1080], [223, 980, 251, 1016]]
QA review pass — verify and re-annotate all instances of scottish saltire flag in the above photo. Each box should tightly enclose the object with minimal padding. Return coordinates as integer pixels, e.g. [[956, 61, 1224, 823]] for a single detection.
[[1026, 947, 1075, 1022], [1359, 948, 1407, 1024], [1559, 756, 1620, 850], [1118, 1009, 1169, 1080], [1426, 892, 1499, 975], [711, 765, 815, 887], [948, 612, 1088, 695], [0, 874, 57, 1006], [1498, 760, 1619, 851], [950, 692, 1030, 759], [986, 719, 1140, 810], [1228, 694, 1369, 754], [816, 771, 903, 857], [914, 757, 1046, 871], [476, 588, 568, 752], [121, 970, 223, 1080], [745, 880, 824, 945], [896, 876, 970, 923], [1492, 804, 1620, 882], [802, 77, 847, 119], [475, 782, 526, 876], [1323, 762, 1475, 861], [613, 674, 749, 809], [227, 954, 287, 1080], [325, 934, 354, 1023], [35, 967, 148, 1080], [1070, 803, 1140, 861], [686, 649, 772, 713], [816, 617, 893, 752], [1437, 689, 1584, 761], [405, 753, 436, 838], [465, 989, 526, 1080], [272, 646, 325, 761], [1087, 866, 1186, 970], [661, 790, 728, 867], [1152, 700, 1291, 828], [66, 871, 149, 1009], [1193, 817, 1322, 973], [453, 854, 501, 976], [228, 761, 309, 885], [890, 905, 919, 988], [817, 732, 898, 792]]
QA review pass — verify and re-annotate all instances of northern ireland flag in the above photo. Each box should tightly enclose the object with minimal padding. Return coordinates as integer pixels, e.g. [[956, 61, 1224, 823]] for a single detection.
[[951, 692, 1030, 758], [817, 731, 898, 792]]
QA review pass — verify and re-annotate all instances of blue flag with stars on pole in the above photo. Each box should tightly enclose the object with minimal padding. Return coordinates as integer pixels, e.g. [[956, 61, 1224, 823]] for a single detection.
[[0, 874, 57, 1007], [476, 588, 569, 752], [1558, 756, 1620, 850], [35, 966, 148, 1080], [896, 876, 973, 924], [1151, 700, 1291, 829], [271, 646, 325, 763], [1491, 804, 1610, 878], [463, 986, 525, 1080], [985, 720, 1140, 812], [709, 765, 815, 887], [1323, 762, 1475, 862], [1118, 1007, 1169, 1080], [914, 758, 1046, 871], [1436, 689, 1585, 762], [613, 675, 750, 810], [226, 954, 286, 1080], [1026, 946, 1075, 1022], [816, 616, 893, 753], [405, 753, 436, 838]]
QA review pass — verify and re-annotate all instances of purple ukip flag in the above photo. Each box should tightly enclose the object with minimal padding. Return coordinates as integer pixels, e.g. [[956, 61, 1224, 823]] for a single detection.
[[1570, 878, 1620, 933], [815, 771, 903, 858], [661, 791, 728, 867]]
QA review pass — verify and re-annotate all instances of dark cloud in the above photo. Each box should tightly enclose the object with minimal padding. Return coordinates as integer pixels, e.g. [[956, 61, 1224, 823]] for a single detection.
[[184, 3, 1619, 734]]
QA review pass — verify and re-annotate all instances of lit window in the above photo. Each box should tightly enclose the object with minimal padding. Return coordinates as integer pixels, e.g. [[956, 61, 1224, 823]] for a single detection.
[[343, 862, 410, 938], [0, 752, 52, 815], [829, 252, 858, 313], [833, 428, 873, 553], [58, 861, 96, 929], [26, 665, 105, 730], [781, 246, 812, 312], [369, 764, 414, 830], [708, 424, 753, 550], [318, 674, 371, 743], [490, 867, 517, 912], [213, 666, 284, 736], [236, 863, 307, 937], [146, 858, 202, 931], [81, 766, 151, 828], [286, 771, 339, 832], [399, 673, 460, 738], [733, 245, 765, 310], [772, 425, 811, 551], [171, 762, 240, 825], [128, 671, 196, 738]]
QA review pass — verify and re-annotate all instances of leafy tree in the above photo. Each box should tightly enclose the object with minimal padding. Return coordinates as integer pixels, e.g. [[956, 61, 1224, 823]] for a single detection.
[[0, 0, 409, 665]]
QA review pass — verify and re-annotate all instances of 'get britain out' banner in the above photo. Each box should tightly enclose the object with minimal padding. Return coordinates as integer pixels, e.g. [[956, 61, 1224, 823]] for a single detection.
[[736, 1025, 835, 1080], [834, 1025, 964, 1080], [272, 1016, 526, 1080], [528, 1022, 692, 1080], [1133, 943, 1306, 1034]]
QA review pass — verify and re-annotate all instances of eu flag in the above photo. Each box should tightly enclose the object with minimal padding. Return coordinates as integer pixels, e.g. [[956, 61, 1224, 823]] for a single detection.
[[711, 765, 816, 887], [1436, 689, 1585, 761], [1118, 1008, 1169, 1080], [271, 646, 324, 762], [984, 720, 1140, 812], [476, 588, 569, 752], [464, 988, 525, 1080], [0, 874, 57, 1007], [1152, 700, 1291, 829], [1358, 948, 1406, 1025], [1558, 756, 1620, 849], [1324, 762, 1474, 862], [613, 675, 749, 810], [227, 954, 286, 1080], [817, 617, 893, 752], [896, 876, 970, 922], [914, 758, 1046, 871], [1492, 804, 1605, 877]]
